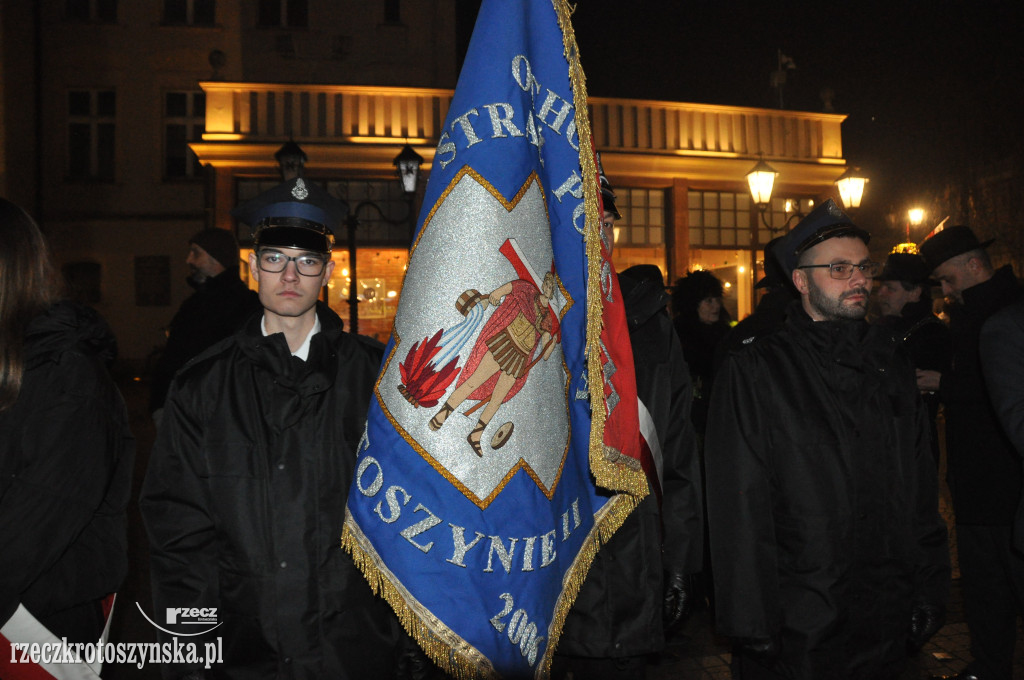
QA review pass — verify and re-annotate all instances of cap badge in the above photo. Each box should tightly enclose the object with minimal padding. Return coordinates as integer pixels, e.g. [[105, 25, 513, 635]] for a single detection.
[[826, 201, 842, 218], [291, 179, 309, 201]]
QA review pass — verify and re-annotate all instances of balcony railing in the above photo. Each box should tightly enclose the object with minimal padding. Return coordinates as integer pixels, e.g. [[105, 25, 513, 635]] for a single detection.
[[200, 83, 845, 163]]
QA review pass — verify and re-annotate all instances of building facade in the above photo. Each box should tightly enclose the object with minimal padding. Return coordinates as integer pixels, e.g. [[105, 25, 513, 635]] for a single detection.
[[1, 0, 852, 365]]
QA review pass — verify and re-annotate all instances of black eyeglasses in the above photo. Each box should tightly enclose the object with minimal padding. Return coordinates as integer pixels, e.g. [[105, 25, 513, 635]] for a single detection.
[[795, 262, 880, 280], [257, 250, 327, 276]]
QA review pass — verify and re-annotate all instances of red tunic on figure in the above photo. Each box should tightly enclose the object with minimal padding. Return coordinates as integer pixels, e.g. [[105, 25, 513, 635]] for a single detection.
[[457, 279, 557, 404]]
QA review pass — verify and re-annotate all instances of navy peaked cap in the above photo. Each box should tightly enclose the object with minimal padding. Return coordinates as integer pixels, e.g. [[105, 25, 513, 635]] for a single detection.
[[231, 178, 347, 253], [776, 198, 869, 276]]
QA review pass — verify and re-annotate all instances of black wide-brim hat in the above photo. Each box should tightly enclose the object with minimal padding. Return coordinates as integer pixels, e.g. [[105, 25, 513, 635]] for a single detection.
[[919, 225, 994, 273], [876, 252, 932, 285], [776, 198, 869, 276], [231, 177, 347, 253]]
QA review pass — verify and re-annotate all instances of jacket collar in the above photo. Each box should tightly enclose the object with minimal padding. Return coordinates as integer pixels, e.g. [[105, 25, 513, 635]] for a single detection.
[[785, 300, 893, 372], [238, 302, 343, 392], [961, 265, 1020, 318]]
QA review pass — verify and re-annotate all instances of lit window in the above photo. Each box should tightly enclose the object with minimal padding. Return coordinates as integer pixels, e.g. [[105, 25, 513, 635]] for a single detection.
[[688, 191, 751, 247], [614, 188, 666, 247]]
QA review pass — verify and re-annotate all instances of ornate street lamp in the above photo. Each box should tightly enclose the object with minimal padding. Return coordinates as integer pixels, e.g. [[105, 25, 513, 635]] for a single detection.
[[394, 144, 424, 195], [345, 144, 424, 334], [834, 166, 868, 211], [747, 157, 869, 233], [746, 156, 779, 212]]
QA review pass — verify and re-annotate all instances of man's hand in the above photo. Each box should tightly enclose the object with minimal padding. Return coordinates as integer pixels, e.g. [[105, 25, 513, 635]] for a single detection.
[[908, 603, 946, 652], [916, 369, 942, 393], [662, 571, 697, 628]]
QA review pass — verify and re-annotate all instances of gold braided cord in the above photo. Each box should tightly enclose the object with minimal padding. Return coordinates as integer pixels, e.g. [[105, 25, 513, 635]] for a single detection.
[[552, 0, 647, 499]]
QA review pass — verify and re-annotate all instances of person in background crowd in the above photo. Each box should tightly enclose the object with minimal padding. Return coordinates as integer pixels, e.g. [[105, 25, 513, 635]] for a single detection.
[[706, 199, 949, 680], [0, 197, 134, 676], [873, 250, 951, 466], [715, 236, 796, 367], [141, 179, 407, 680], [148, 227, 260, 426], [918, 226, 1024, 680], [552, 170, 704, 680], [671, 269, 731, 439]]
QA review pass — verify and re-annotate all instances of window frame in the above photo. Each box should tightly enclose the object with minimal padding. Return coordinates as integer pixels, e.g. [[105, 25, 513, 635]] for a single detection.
[[163, 90, 206, 181], [67, 89, 116, 183]]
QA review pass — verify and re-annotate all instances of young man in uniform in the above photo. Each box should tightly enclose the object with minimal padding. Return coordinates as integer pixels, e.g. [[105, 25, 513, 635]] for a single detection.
[[141, 178, 402, 679]]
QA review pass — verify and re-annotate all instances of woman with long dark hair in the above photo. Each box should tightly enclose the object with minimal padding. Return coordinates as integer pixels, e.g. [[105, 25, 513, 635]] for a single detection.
[[0, 198, 133, 665]]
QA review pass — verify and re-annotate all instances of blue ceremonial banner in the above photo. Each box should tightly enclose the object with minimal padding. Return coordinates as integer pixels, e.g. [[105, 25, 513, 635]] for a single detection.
[[342, 0, 647, 677]]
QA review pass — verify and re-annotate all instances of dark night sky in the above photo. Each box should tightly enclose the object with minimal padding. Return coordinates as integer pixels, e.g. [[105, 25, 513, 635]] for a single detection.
[[455, 1, 1024, 238]]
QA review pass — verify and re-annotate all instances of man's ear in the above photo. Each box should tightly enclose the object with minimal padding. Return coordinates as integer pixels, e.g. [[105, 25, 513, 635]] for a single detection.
[[321, 258, 335, 287], [792, 268, 809, 295], [248, 251, 261, 284]]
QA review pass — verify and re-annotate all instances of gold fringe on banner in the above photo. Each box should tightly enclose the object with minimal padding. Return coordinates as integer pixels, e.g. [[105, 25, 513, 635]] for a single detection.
[[342, 519, 498, 680], [534, 491, 641, 678]]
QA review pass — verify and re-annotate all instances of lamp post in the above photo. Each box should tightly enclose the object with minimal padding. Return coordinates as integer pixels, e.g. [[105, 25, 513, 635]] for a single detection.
[[908, 207, 924, 238], [345, 143, 424, 335], [893, 207, 926, 253], [746, 157, 868, 232]]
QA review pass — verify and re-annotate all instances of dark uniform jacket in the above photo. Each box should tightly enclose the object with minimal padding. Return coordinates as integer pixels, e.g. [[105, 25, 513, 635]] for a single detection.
[[980, 298, 1024, 551], [149, 266, 261, 411], [141, 304, 400, 680], [557, 273, 703, 659], [940, 265, 1023, 525], [706, 303, 949, 680], [0, 301, 134, 643]]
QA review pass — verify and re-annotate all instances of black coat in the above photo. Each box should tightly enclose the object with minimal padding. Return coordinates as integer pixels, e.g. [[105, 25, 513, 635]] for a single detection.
[[556, 274, 704, 658], [140, 304, 400, 679], [980, 298, 1024, 550], [940, 265, 1023, 525], [0, 301, 134, 643], [706, 303, 949, 680], [879, 297, 952, 465], [149, 266, 261, 411], [673, 314, 730, 437]]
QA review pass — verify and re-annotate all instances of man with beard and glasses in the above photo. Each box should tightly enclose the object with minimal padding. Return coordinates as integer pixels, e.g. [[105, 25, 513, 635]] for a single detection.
[[705, 199, 949, 680]]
